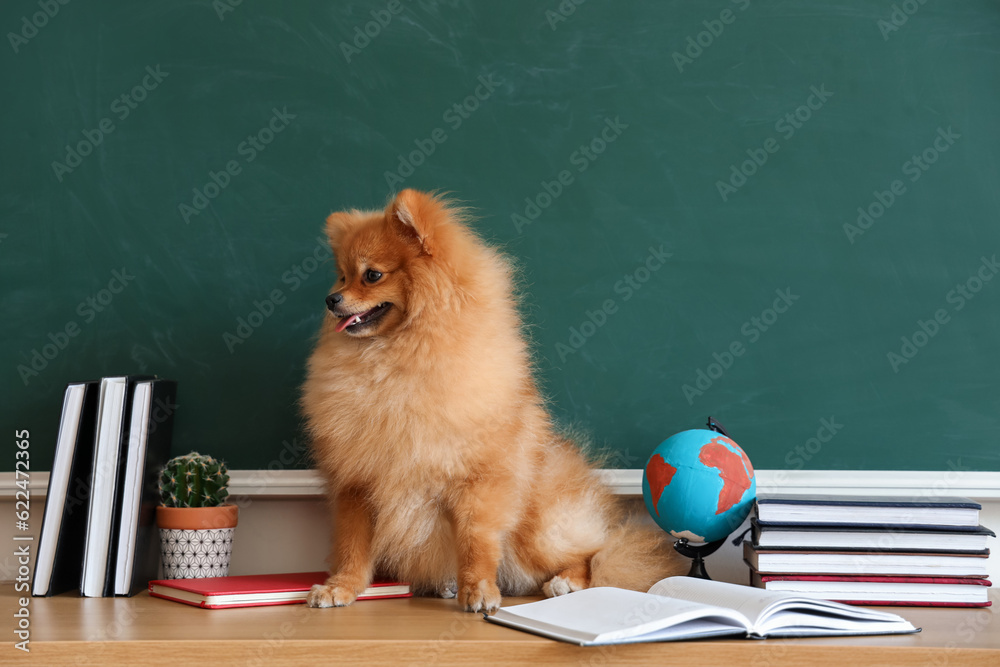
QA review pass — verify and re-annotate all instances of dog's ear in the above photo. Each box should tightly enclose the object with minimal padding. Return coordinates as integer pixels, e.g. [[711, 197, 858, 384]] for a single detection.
[[325, 211, 357, 252], [389, 189, 435, 255]]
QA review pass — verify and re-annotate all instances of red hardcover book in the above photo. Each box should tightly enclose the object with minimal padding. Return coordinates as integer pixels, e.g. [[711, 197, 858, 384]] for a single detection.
[[751, 572, 992, 607], [148, 571, 411, 609]]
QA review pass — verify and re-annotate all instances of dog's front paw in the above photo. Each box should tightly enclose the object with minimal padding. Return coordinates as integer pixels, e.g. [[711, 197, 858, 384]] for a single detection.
[[458, 579, 501, 614], [306, 582, 359, 608], [542, 574, 584, 598]]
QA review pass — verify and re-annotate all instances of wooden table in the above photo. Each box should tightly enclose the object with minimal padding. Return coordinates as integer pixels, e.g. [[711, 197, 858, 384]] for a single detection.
[[3, 587, 997, 666]]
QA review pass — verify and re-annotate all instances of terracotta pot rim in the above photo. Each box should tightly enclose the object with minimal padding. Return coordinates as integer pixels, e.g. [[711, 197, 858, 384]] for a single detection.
[[156, 504, 239, 530]]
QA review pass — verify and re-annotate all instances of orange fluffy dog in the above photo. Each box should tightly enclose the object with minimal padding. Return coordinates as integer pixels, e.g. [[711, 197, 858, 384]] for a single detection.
[[303, 189, 684, 613]]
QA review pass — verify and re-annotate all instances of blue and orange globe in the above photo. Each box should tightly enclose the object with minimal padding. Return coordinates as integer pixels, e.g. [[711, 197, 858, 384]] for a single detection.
[[642, 430, 756, 544]]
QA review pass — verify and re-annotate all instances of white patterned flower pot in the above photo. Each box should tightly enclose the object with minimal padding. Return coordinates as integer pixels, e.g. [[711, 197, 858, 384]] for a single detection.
[[156, 505, 238, 579]]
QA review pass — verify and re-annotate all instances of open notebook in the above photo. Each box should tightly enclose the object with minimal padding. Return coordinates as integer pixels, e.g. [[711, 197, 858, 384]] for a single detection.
[[486, 577, 919, 646]]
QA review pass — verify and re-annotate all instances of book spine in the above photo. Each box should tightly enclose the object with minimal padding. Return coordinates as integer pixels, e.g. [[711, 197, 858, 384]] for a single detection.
[[104, 379, 141, 596], [125, 380, 176, 596]]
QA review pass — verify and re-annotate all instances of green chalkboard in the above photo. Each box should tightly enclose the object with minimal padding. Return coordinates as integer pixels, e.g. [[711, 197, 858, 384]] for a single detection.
[[4, 0, 999, 473]]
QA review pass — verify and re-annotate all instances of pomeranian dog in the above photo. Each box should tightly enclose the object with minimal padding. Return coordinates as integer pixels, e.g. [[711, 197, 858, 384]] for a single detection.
[[302, 189, 684, 613]]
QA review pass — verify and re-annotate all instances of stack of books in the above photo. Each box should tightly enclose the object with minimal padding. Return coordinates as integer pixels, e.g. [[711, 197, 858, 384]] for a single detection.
[[32, 376, 177, 598], [745, 494, 994, 607]]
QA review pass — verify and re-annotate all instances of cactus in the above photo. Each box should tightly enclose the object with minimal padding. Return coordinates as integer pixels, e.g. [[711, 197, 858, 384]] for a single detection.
[[159, 452, 230, 508]]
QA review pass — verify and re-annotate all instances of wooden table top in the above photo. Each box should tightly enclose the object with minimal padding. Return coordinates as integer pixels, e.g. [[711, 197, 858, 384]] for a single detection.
[[3, 586, 997, 666]]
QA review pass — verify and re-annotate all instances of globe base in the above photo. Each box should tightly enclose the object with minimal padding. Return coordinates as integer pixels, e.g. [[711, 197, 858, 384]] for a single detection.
[[673, 537, 726, 580]]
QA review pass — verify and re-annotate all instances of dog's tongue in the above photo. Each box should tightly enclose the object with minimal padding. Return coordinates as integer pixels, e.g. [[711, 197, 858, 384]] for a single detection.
[[334, 313, 362, 333], [335, 304, 386, 333]]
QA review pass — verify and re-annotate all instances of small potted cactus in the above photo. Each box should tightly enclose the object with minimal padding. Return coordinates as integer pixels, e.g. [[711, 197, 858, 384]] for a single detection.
[[156, 452, 238, 579]]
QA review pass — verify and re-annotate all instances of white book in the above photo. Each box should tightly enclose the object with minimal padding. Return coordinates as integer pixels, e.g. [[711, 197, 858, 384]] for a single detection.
[[486, 577, 918, 645], [32, 383, 89, 596], [113, 381, 152, 595], [81, 377, 129, 597], [752, 524, 993, 552], [755, 494, 981, 529], [751, 573, 992, 605], [745, 542, 990, 577]]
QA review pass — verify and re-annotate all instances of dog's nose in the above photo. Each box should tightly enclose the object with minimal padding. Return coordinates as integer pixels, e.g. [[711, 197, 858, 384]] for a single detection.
[[325, 293, 343, 311]]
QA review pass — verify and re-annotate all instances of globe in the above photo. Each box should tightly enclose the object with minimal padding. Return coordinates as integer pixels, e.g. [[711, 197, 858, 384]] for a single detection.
[[642, 429, 756, 544]]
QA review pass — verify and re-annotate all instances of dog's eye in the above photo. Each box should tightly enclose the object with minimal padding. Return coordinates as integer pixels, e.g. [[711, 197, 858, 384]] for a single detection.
[[364, 269, 383, 283]]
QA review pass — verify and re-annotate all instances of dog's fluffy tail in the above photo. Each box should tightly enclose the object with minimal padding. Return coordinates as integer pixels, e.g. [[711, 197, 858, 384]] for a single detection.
[[589, 517, 688, 591]]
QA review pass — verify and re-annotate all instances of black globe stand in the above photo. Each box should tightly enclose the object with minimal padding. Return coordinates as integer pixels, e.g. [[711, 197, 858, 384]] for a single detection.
[[673, 538, 725, 580]]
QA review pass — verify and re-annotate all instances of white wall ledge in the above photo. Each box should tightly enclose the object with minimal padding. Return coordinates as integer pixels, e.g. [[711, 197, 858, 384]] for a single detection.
[[4, 469, 999, 499]]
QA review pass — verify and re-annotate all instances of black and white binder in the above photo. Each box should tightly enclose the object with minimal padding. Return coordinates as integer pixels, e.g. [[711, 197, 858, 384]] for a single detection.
[[32, 382, 99, 596]]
